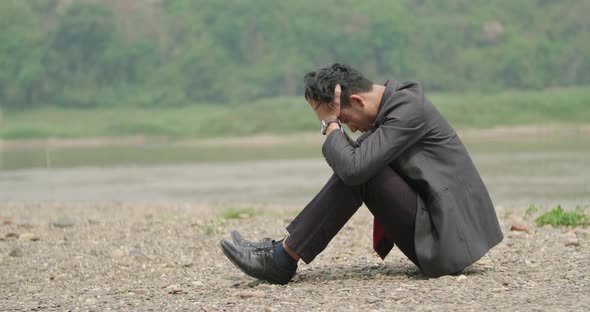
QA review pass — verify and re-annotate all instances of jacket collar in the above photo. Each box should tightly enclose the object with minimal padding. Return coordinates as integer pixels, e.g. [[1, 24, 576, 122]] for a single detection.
[[374, 79, 400, 126]]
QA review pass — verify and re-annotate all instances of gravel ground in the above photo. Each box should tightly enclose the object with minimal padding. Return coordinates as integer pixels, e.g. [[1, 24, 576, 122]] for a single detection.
[[1, 202, 589, 311]]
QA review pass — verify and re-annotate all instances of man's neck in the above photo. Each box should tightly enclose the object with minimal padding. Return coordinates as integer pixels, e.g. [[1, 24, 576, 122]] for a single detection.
[[368, 84, 387, 115]]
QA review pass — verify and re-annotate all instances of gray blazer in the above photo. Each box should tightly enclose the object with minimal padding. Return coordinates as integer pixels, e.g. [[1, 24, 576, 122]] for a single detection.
[[322, 80, 503, 277]]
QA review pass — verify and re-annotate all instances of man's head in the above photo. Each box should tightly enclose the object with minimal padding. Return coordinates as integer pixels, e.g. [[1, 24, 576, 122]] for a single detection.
[[303, 63, 384, 132]]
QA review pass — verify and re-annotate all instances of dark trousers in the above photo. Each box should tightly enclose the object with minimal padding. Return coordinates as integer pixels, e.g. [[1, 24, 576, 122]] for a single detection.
[[285, 166, 419, 266]]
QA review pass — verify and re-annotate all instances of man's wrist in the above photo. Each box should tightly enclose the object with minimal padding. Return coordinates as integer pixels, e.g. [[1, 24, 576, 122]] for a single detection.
[[324, 122, 341, 136], [321, 117, 341, 135]]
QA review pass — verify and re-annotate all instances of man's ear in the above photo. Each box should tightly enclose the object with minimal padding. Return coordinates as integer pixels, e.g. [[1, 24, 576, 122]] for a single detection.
[[349, 94, 365, 108]]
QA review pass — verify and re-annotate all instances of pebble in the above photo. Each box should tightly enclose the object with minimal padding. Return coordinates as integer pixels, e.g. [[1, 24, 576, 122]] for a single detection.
[[19, 232, 40, 241], [9, 248, 24, 257], [366, 295, 380, 304], [248, 280, 263, 287], [128, 247, 144, 257], [456, 274, 467, 281], [5, 232, 19, 239], [3, 219, 12, 225], [192, 281, 204, 287], [165, 285, 186, 294], [475, 258, 493, 269], [238, 291, 265, 298], [565, 270, 580, 280], [85, 298, 97, 305], [238, 213, 250, 219], [53, 218, 75, 228], [510, 223, 528, 232], [15, 221, 34, 228], [111, 249, 125, 260], [575, 229, 590, 239], [55, 273, 68, 281], [564, 239, 580, 247]]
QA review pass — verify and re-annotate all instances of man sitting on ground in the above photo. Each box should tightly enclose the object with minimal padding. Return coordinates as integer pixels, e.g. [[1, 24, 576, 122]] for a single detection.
[[220, 63, 503, 284]]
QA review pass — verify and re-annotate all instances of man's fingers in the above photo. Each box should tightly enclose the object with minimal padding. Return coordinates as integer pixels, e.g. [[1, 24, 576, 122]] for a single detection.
[[333, 84, 341, 106]]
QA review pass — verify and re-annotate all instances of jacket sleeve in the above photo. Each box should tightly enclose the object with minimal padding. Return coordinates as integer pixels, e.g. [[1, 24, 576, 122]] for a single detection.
[[322, 90, 425, 185]]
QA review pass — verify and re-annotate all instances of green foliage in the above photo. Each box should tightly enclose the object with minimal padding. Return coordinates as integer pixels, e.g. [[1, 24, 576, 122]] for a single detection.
[[0, 0, 589, 109], [199, 218, 227, 236], [222, 207, 261, 220], [535, 205, 590, 227], [197, 207, 261, 236], [524, 204, 538, 218], [1, 86, 589, 139]]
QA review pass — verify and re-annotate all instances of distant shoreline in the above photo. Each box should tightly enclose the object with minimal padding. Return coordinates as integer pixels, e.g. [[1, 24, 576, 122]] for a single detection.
[[1, 124, 589, 150]]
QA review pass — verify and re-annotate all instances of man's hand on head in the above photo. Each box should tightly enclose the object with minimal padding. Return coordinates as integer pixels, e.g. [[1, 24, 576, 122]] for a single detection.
[[308, 84, 342, 121]]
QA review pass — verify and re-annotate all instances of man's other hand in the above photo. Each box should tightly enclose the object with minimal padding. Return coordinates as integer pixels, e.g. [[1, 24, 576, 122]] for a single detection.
[[308, 84, 341, 121]]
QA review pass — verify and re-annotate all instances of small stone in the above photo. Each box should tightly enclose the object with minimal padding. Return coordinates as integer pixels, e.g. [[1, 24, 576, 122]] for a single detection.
[[53, 218, 75, 228], [85, 298, 97, 305], [524, 260, 532, 266], [128, 247, 144, 257], [366, 295, 380, 304], [53, 273, 68, 281], [191, 281, 204, 287], [231, 281, 246, 287], [575, 229, 590, 239], [239, 291, 265, 298], [5, 232, 19, 239], [9, 248, 23, 257], [565, 270, 579, 280], [475, 257, 493, 269], [19, 233, 40, 241], [248, 280, 263, 287], [111, 249, 125, 260], [564, 239, 580, 247], [15, 221, 34, 228], [3, 219, 12, 225], [343, 279, 354, 286], [165, 285, 185, 294], [510, 223, 528, 232], [456, 274, 467, 281]]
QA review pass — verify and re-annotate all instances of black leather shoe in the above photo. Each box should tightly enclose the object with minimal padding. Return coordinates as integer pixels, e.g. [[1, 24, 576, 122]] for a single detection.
[[220, 239, 296, 285], [231, 230, 283, 249]]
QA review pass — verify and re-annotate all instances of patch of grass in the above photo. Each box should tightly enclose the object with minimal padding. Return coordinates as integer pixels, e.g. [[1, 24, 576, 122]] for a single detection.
[[195, 207, 265, 236], [222, 207, 261, 220], [198, 218, 227, 236], [2, 86, 590, 139], [524, 204, 539, 218], [535, 205, 590, 227]]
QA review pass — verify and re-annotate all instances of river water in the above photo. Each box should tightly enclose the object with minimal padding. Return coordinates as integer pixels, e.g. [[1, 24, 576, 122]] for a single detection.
[[1, 135, 589, 209]]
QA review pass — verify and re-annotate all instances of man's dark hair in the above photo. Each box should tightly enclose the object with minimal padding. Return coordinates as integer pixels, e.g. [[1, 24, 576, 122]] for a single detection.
[[304, 63, 373, 107]]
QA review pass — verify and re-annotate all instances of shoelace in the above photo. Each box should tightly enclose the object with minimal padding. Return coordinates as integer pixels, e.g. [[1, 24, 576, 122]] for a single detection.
[[252, 244, 275, 254]]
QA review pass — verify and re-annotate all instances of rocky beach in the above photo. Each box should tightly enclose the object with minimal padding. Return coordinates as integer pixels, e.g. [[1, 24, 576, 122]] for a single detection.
[[1, 202, 588, 311]]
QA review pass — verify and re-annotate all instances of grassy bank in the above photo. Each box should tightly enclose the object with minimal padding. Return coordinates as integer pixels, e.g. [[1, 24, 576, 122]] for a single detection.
[[1, 86, 589, 140]]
